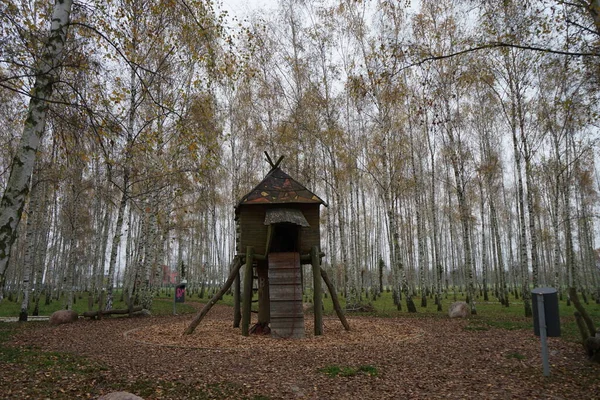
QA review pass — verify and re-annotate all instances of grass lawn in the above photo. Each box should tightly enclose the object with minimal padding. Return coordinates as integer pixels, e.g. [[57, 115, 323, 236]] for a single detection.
[[2, 287, 598, 343], [0, 291, 198, 318], [186, 285, 600, 343]]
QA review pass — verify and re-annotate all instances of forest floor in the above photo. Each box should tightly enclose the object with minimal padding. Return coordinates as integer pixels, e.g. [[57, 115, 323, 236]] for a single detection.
[[1, 301, 599, 400]]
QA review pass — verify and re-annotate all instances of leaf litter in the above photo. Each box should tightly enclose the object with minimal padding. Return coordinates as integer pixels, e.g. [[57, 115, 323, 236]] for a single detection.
[[3, 304, 599, 399]]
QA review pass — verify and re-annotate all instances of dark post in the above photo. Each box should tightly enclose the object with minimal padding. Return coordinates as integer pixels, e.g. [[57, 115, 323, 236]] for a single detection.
[[312, 246, 323, 335], [173, 281, 187, 315], [233, 271, 241, 327], [242, 246, 254, 336], [532, 287, 560, 377], [532, 287, 561, 337]]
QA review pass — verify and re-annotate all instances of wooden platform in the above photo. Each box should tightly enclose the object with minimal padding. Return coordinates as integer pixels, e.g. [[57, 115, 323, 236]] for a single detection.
[[268, 252, 304, 339]]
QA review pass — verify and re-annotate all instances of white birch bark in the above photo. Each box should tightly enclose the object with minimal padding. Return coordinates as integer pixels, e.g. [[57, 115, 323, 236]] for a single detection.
[[94, 175, 112, 301], [105, 190, 128, 311], [478, 179, 490, 302], [32, 178, 52, 315], [426, 129, 443, 310], [44, 194, 61, 305], [122, 210, 135, 304], [19, 179, 40, 321], [563, 134, 576, 291], [446, 124, 476, 314], [140, 198, 158, 310], [490, 199, 508, 306], [0, 0, 73, 301], [65, 230, 76, 310], [410, 132, 427, 308], [510, 98, 532, 317], [347, 177, 360, 306]]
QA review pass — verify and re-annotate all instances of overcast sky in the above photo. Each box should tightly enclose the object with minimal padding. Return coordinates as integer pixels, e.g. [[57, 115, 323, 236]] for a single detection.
[[220, 0, 277, 20]]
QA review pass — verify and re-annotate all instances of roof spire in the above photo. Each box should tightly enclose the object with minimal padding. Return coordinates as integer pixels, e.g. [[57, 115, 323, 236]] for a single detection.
[[264, 151, 284, 171]]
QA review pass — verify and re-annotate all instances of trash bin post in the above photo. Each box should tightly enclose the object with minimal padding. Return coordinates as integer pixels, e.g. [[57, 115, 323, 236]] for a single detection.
[[532, 287, 560, 377], [536, 293, 550, 377]]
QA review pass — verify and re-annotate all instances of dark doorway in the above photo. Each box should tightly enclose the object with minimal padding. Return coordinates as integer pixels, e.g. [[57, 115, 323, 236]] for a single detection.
[[270, 223, 300, 252]]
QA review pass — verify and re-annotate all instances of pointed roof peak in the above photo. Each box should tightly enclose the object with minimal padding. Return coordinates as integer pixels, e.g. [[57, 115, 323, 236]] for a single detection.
[[264, 151, 284, 172], [237, 165, 327, 207]]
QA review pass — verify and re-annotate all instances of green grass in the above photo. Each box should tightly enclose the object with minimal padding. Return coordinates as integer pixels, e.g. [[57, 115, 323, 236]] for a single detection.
[[3, 286, 598, 343], [191, 286, 599, 342], [318, 364, 378, 377], [505, 352, 527, 360], [303, 287, 599, 342], [0, 291, 197, 318]]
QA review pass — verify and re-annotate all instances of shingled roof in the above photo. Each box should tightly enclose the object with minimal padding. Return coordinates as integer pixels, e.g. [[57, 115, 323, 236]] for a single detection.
[[237, 167, 327, 207]]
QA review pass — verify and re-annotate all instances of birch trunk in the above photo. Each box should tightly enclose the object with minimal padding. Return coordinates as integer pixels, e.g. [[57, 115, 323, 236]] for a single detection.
[[0, 0, 73, 300], [140, 199, 158, 310], [105, 187, 128, 310], [445, 123, 476, 314], [347, 177, 359, 306], [455, 176, 476, 314], [19, 175, 42, 321], [335, 182, 349, 300], [65, 229, 76, 310], [122, 209, 135, 304], [524, 155, 540, 289], [410, 128, 427, 308], [564, 134, 576, 292], [32, 177, 51, 315], [95, 182, 112, 301], [389, 204, 416, 313], [511, 118, 532, 317], [428, 144, 443, 311], [478, 179, 489, 302]]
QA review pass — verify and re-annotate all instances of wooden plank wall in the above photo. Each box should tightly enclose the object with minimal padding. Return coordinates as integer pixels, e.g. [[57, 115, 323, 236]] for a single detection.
[[239, 207, 268, 254], [238, 204, 320, 255], [268, 252, 304, 339], [298, 205, 320, 254]]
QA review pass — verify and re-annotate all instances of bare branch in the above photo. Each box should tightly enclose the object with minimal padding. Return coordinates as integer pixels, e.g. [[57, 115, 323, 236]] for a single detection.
[[402, 41, 599, 74]]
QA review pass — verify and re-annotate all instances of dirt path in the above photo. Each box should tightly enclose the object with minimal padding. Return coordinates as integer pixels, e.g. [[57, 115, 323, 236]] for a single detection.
[[5, 305, 600, 399]]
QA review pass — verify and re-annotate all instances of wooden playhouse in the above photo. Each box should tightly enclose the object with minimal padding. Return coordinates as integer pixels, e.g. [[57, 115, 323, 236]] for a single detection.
[[235, 159, 325, 338], [184, 155, 348, 337]]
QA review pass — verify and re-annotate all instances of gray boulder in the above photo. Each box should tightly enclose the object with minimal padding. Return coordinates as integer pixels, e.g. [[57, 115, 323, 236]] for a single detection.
[[98, 392, 144, 400], [49, 310, 79, 325], [448, 301, 469, 318]]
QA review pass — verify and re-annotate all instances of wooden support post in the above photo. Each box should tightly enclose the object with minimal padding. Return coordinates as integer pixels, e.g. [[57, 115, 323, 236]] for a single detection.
[[183, 257, 242, 335], [321, 268, 350, 331], [233, 270, 241, 328], [242, 247, 255, 336], [312, 246, 323, 336]]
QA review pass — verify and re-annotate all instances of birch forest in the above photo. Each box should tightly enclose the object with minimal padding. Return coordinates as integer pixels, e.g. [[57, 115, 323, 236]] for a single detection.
[[1, 0, 600, 321]]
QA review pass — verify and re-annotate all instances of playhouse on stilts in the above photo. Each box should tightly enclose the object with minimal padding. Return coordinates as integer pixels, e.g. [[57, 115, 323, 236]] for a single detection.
[[184, 154, 349, 337]]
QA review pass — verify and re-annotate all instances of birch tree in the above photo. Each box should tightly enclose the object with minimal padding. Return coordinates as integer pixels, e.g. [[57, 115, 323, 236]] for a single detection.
[[0, 0, 73, 301]]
